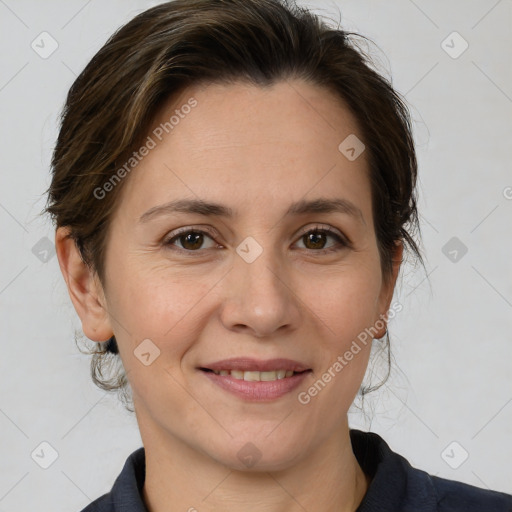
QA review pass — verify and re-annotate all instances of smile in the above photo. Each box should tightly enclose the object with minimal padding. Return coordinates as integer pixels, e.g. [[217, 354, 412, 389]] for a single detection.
[[199, 367, 312, 401], [201, 369, 307, 381]]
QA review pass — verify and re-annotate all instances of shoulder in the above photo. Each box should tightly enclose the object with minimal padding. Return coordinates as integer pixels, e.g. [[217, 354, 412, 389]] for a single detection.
[[429, 473, 512, 512], [77, 493, 113, 512], [76, 447, 147, 512], [350, 429, 512, 512]]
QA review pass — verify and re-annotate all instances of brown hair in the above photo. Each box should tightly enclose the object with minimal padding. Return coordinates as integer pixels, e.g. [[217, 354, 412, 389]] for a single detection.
[[43, 0, 424, 412]]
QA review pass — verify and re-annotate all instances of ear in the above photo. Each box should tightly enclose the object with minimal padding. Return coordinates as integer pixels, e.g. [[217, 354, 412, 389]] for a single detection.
[[374, 240, 403, 338], [55, 227, 113, 342]]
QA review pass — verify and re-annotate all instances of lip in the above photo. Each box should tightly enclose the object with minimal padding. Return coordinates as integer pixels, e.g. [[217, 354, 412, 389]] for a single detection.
[[200, 369, 312, 401], [199, 357, 310, 372]]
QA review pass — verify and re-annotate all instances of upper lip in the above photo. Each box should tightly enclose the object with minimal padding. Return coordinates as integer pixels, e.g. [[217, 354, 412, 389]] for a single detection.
[[200, 358, 311, 372]]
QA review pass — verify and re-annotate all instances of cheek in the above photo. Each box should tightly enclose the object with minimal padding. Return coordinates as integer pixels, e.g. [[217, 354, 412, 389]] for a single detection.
[[308, 264, 382, 340], [113, 251, 199, 315], [299, 271, 379, 412], [107, 259, 216, 370], [111, 272, 213, 412], [302, 260, 382, 401]]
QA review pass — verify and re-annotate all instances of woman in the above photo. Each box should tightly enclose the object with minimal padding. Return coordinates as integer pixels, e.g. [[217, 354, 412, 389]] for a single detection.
[[44, 0, 512, 510]]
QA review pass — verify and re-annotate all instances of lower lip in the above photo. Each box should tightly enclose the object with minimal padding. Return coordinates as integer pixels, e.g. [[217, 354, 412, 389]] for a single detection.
[[200, 370, 311, 401]]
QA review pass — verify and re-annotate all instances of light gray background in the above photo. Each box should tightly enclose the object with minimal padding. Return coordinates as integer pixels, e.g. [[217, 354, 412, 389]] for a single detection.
[[1, 0, 511, 510]]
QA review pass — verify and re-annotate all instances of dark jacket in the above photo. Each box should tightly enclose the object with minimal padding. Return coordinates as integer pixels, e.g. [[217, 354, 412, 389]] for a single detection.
[[79, 429, 512, 511]]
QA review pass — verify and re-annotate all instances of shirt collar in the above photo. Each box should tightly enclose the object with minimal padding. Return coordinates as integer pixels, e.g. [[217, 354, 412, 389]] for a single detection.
[[350, 429, 438, 512], [109, 446, 148, 511]]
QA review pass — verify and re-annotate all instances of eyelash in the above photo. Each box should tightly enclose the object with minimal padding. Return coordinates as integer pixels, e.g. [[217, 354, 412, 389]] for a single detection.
[[162, 225, 351, 256]]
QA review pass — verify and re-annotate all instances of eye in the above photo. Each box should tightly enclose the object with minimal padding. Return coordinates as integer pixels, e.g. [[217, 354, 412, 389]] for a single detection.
[[162, 224, 351, 255], [294, 225, 350, 254], [163, 228, 218, 252]]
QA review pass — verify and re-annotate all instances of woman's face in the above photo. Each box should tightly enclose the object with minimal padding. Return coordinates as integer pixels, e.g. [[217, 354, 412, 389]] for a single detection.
[[75, 80, 401, 470]]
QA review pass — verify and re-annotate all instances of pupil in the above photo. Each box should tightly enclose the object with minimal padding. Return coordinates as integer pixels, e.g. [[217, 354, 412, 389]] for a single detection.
[[182, 232, 203, 250], [306, 232, 325, 249]]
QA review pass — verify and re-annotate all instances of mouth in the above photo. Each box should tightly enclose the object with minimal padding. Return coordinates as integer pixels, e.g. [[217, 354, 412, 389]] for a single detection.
[[198, 358, 313, 401], [199, 368, 311, 381], [198, 357, 312, 378]]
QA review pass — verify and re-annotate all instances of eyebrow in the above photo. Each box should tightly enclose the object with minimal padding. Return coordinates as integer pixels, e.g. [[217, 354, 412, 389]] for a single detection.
[[139, 197, 366, 225]]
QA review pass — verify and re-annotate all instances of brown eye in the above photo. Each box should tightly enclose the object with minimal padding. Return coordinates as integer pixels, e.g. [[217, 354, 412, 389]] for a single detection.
[[177, 231, 204, 250], [163, 226, 350, 256], [302, 231, 328, 250], [295, 227, 349, 254], [164, 229, 217, 252]]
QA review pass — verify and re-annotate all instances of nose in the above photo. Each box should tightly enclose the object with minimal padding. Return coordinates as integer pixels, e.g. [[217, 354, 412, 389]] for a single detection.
[[219, 244, 302, 338]]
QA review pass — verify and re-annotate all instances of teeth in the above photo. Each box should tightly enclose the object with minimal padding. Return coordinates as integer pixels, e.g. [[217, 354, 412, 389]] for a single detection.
[[211, 369, 297, 381], [261, 371, 278, 381]]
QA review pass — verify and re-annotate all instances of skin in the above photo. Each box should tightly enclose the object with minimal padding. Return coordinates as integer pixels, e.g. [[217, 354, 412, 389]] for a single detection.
[[56, 79, 402, 512]]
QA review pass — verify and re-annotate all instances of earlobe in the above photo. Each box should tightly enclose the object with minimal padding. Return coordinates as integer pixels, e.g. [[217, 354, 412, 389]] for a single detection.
[[375, 240, 404, 338], [390, 240, 404, 284], [55, 227, 113, 342]]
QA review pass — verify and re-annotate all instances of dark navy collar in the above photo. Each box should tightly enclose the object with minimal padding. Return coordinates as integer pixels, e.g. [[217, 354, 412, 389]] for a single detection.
[[351, 429, 438, 511], [81, 429, 512, 511], [102, 445, 148, 511]]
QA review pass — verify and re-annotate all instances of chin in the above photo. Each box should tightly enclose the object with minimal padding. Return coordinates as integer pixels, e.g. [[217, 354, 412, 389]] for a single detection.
[[208, 435, 307, 473]]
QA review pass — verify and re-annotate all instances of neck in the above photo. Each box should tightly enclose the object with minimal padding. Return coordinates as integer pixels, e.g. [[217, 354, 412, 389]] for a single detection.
[[141, 419, 370, 512]]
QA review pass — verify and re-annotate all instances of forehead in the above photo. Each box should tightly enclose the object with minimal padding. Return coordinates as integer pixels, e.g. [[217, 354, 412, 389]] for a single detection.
[[115, 79, 371, 222], [153, 79, 364, 155]]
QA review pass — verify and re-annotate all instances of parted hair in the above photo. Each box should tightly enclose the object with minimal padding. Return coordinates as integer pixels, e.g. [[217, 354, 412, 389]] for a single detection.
[[44, 0, 424, 412]]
